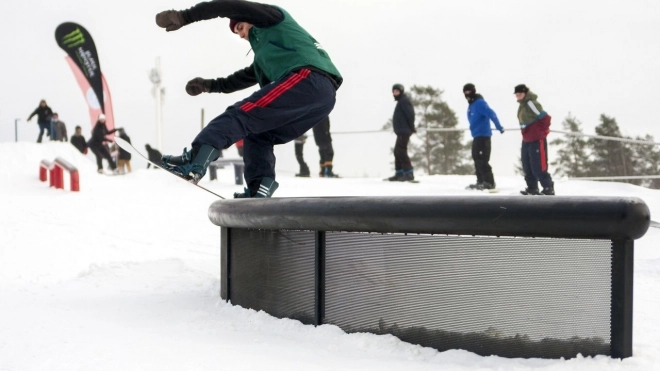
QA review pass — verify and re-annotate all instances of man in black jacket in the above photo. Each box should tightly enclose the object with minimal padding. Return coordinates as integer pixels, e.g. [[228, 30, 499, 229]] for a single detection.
[[387, 84, 416, 181], [70, 126, 88, 154], [26, 99, 53, 143], [88, 114, 118, 174], [154, 0, 341, 198]]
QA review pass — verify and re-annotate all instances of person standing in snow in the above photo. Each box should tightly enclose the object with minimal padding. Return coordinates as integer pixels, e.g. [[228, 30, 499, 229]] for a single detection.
[[26, 99, 54, 143], [51, 113, 68, 142], [514, 84, 555, 195], [463, 83, 504, 190], [70, 126, 88, 154], [386, 84, 416, 182], [88, 114, 118, 174], [154, 0, 342, 198]]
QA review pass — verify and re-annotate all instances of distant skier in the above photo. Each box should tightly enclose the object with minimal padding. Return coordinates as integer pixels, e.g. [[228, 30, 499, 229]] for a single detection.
[[463, 83, 504, 191], [154, 0, 342, 198], [514, 84, 555, 195], [386, 84, 416, 182]]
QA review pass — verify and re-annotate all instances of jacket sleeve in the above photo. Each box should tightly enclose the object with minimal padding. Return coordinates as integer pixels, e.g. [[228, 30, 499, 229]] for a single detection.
[[182, 0, 283, 27], [476, 100, 502, 130], [28, 107, 38, 120], [403, 99, 416, 130], [209, 64, 258, 93]]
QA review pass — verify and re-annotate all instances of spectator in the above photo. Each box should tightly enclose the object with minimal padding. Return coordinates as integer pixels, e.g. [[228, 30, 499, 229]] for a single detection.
[[51, 113, 68, 142], [514, 84, 555, 195], [145, 144, 163, 169], [88, 113, 118, 174], [293, 135, 310, 177], [154, 0, 341, 198], [116, 129, 132, 174], [386, 84, 415, 182], [313, 116, 338, 177], [26, 99, 53, 143], [463, 83, 504, 190], [70, 126, 88, 154]]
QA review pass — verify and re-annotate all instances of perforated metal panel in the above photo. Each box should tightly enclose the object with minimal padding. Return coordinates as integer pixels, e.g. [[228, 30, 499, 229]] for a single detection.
[[323, 233, 612, 358], [229, 229, 317, 324]]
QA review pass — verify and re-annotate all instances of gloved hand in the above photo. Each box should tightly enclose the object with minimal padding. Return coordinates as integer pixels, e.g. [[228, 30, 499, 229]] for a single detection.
[[155, 10, 186, 32], [499, 128, 505, 134], [185, 78, 212, 96]]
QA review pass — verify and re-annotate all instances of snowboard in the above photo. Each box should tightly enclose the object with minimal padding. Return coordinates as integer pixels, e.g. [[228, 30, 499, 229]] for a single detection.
[[465, 185, 498, 193], [113, 137, 226, 199]]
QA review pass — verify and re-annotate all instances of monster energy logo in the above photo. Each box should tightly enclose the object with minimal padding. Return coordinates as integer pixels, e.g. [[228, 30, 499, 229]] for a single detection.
[[61, 28, 85, 48]]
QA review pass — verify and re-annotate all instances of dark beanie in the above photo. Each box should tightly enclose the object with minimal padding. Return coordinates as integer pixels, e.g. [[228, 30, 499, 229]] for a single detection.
[[514, 84, 529, 94], [463, 83, 476, 93], [229, 19, 239, 33], [392, 83, 404, 93]]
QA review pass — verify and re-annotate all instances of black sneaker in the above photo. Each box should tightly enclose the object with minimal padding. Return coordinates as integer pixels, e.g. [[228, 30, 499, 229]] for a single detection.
[[466, 183, 482, 190], [520, 187, 541, 195], [386, 173, 404, 181], [476, 182, 495, 190], [233, 177, 279, 198], [295, 173, 311, 177], [401, 172, 415, 182]]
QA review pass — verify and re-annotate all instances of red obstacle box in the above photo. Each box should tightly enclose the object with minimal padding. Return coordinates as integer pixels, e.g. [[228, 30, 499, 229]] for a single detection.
[[39, 157, 80, 192]]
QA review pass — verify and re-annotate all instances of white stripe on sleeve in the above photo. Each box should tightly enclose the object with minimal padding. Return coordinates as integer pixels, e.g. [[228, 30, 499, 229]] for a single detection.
[[527, 100, 541, 116]]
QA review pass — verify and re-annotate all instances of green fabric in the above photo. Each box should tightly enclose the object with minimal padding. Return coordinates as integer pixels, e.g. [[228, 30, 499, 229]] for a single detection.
[[248, 7, 341, 87], [517, 91, 545, 126]]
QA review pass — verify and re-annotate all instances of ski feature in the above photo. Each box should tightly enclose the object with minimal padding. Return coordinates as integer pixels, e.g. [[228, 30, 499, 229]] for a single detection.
[[114, 137, 225, 199]]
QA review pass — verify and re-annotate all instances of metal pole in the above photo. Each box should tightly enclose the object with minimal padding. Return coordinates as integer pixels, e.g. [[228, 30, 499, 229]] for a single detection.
[[201, 108, 205, 130], [155, 57, 163, 151], [14, 119, 19, 142]]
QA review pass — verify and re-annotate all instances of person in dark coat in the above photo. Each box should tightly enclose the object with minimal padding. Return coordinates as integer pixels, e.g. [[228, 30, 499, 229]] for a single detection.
[[154, 0, 341, 198], [70, 126, 88, 154], [463, 83, 504, 190], [51, 113, 68, 142], [293, 134, 310, 177], [116, 129, 132, 173], [313, 116, 338, 177], [387, 84, 416, 181], [145, 144, 163, 169], [26, 99, 53, 143], [88, 113, 118, 174]]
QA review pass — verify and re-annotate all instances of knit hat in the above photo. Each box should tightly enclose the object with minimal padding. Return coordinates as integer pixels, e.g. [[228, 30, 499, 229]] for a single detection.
[[98, 113, 106, 121], [514, 84, 529, 94], [229, 19, 239, 33], [463, 83, 476, 93], [392, 83, 404, 93]]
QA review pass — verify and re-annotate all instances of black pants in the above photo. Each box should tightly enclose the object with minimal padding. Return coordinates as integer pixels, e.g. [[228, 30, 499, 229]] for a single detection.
[[394, 133, 412, 171], [294, 139, 309, 174], [313, 117, 334, 165], [89, 143, 117, 171], [521, 138, 553, 190], [472, 136, 495, 185]]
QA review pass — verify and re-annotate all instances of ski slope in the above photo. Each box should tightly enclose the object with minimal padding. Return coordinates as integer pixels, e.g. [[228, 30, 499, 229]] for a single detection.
[[1, 142, 659, 371]]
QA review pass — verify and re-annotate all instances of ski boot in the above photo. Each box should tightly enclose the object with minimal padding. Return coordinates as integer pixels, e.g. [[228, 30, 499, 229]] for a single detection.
[[520, 187, 541, 195]]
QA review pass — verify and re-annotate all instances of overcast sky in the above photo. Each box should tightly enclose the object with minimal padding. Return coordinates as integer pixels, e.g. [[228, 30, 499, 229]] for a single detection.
[[2, 0, 659, 178]]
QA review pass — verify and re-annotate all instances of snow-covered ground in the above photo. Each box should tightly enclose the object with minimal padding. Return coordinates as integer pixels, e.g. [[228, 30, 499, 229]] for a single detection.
[[1, 142, 659, 371]]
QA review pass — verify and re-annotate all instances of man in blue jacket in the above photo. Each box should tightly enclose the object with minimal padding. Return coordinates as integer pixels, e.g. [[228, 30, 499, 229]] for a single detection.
[[463, 83, 504, 190]]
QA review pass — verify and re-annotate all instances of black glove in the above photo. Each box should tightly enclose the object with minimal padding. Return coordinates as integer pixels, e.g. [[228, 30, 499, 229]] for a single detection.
[[186, 78, 212, 96], [155, 10, 186, 32]]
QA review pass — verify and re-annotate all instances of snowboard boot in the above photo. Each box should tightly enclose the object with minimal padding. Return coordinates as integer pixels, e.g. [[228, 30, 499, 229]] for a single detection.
[[401, 169, 414, 182], [387, 170, 404, 181], [233, 177, 279, 198], [162, 144, 220, 184], [321, 164, 339, 178], [476, 182, 495, 190], [541, 186, 555, 196], [466, 182, 482, 190], [520, 187, 541, 195]]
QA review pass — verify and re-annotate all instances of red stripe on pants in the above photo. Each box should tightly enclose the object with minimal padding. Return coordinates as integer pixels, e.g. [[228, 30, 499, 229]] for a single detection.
[[240, 69, 311, 112], [539, 139, 547, 172]]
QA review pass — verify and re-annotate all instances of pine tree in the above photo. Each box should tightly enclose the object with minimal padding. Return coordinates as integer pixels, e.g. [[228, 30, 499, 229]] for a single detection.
[[407, 85, 470, 175], [587, 114, 637, 183], [550, 114, 591, 178], [629, 134, 660, 188]]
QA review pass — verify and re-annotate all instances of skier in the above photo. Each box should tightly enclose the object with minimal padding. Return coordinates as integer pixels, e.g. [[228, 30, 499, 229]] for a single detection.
[[463, 83, 504, 190], [154, 0, 342, 198], [514, 84, 555, 195], [386, 84, 416, 182]]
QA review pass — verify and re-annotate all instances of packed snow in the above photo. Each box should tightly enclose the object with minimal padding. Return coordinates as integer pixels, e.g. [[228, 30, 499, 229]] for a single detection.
[[1, 142, 659, 371]]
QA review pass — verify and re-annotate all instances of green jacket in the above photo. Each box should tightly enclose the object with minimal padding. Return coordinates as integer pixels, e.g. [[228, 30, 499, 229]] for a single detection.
[[249, 7, 342, 87], [517, 91, 546, 128]]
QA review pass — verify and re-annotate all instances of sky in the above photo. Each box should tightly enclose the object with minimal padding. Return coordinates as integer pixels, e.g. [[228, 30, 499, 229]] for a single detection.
[[1, 141, 660, 370], [1, 0, 660, 179]]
